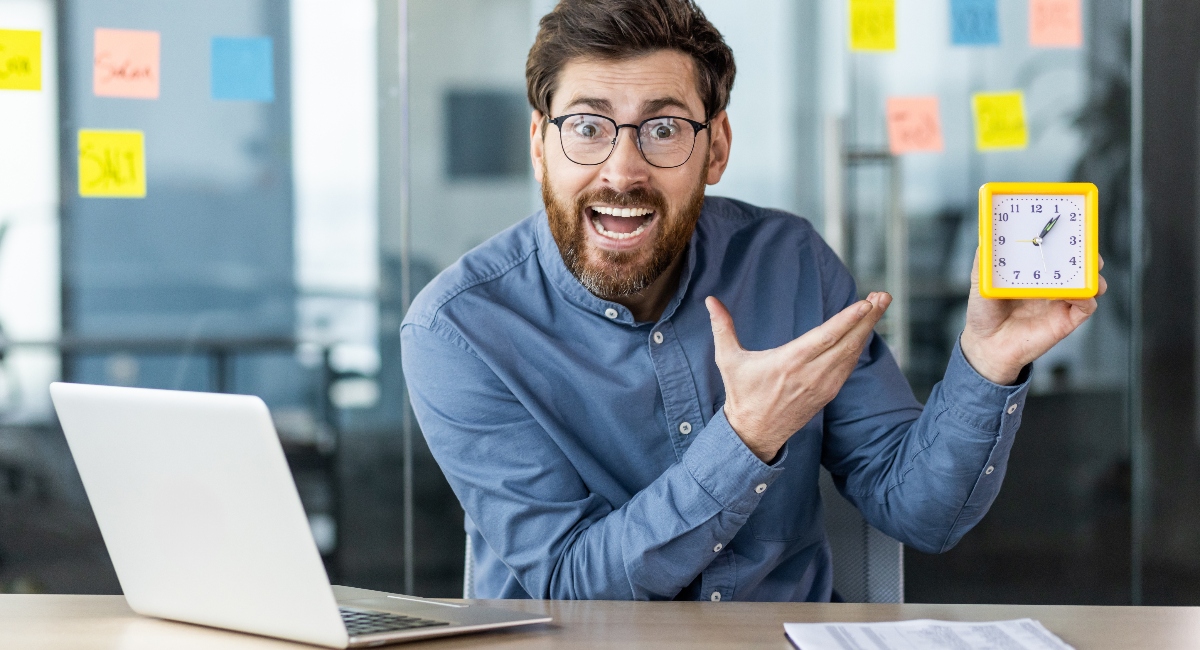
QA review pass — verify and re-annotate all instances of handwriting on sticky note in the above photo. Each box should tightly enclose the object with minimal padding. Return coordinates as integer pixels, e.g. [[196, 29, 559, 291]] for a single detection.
[[951, 0, 1000, 46], [0, 29, 41, 91], [886, 97, 944, 154], [849, 0, 896, 52], [94, 28, 160, 99], [972, 92, 1028, 151], [1029, 0, 1082, 48], [79, 130, 147, 198]]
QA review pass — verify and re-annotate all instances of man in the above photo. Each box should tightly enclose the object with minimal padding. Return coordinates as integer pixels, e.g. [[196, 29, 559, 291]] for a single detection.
[[401, 0, 1105, 601]]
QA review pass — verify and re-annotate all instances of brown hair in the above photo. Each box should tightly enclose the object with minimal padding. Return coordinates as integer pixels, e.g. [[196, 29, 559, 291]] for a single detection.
[[526, 0, 736, 122]]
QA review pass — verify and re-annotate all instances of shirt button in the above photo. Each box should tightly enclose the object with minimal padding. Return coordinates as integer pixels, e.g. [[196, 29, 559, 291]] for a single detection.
[[985, 465, 995, 475], [754, 483, 767, 494], [713, 543, 723, 553], [1006, 404, 1018, 415], [679, 421, 692, 435], [653, 331, 664, 344], [710, 591, 721, 602], [604, 308, 619, 319]]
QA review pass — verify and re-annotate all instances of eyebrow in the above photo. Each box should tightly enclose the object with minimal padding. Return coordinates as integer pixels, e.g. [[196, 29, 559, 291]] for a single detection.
[[559, 95, 698, 120]]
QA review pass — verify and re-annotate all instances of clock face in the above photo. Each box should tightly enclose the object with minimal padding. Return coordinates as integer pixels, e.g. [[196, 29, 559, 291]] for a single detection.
[[990, 193, 1087, 289]]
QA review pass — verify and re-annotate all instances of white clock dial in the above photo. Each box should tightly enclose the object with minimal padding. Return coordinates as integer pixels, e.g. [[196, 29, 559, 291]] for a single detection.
[[991, 194, 1087, 289]]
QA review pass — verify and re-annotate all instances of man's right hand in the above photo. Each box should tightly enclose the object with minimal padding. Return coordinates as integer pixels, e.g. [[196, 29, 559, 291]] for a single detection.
[[705, 293, 891, 462]]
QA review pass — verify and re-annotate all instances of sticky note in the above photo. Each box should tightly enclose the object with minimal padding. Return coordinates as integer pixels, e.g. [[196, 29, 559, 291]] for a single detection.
[[1029, 0, 1082, 48], [78, 130, 147, 198], [972, 91, 1028, 151], [950, 0, 1000, 46], [211, 36, 274, 101], [886, 97, 944, 154], [848, 0, 896, 52], [93, 28, 160, 99], [0, 29, 41, 91]]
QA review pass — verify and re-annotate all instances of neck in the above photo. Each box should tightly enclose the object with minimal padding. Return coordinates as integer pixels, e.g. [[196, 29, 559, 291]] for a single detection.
[[611, 251, 686, 323]]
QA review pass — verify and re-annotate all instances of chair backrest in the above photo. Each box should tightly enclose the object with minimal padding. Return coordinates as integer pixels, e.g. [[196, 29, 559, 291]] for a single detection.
[[819, 467, 904, 603], [462, 468, 904, 602]]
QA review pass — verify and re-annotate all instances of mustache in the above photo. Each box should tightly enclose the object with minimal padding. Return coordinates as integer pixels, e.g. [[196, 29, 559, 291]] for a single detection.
[[575, 187, 669, 214]]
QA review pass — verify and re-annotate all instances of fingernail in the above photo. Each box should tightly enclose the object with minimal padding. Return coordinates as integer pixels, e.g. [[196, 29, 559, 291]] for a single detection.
[[859, 301, 872, 316]]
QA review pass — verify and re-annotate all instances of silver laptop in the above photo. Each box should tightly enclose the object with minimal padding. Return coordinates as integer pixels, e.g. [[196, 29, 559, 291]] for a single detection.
[[49, 382, 550, 648]]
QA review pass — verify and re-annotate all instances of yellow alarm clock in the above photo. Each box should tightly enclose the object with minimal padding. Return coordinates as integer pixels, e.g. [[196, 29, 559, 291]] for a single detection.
[[977, 182, 1099, 299]]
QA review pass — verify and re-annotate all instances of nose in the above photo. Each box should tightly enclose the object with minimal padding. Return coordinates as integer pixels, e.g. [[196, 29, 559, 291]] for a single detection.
[[598, 125, 651, 190]]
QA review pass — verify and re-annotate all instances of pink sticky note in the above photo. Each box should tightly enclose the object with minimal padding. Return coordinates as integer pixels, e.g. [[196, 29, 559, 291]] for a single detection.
[[1029, 0, 1082, 48], [886, 97, 944, 155], [93, 28, 160, 99]]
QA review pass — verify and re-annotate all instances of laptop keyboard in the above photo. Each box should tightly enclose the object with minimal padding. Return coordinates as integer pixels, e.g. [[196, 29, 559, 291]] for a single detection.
[[340, 607, 450, 636]]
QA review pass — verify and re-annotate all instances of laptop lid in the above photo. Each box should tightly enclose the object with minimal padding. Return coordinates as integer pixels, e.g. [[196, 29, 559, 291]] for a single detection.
[[50, 382, 350, 648]]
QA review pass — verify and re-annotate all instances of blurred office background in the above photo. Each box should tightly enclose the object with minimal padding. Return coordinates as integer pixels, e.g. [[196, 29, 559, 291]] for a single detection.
[[0, 0, 1196, 605]]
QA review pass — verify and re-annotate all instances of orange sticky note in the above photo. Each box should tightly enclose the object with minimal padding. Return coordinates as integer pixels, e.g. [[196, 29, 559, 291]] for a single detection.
[[1029, 0, 1082, 48], [886, 97, 944, 154], [93, 28, 160, 99]]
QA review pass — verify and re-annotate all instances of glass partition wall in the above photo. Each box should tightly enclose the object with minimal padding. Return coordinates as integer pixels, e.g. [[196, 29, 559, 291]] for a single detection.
[[4, 0, 1193, 605]]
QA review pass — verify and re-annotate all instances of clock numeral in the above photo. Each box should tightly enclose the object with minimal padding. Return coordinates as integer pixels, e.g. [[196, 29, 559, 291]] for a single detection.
[[997, 236, 1006, 245], [1069, 236, 1077, 245], [998, 213, 1009, 222], [1033, 270, 1041, 279], [1011, 204, 1019, 213], [1054, 270, 1061, 279], [1032, 204, 1043, 213], [1013, 270, 1020, 278], [1069, 257, 1077, 266], [1069, 213, 1077, 221], [1054, 205, 1059, 213], [998, 258, 1006, 266]]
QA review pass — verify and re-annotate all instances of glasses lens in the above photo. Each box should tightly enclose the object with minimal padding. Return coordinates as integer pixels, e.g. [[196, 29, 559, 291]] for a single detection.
[[639, 117, 696, 168], [559, 115, 617, 164]]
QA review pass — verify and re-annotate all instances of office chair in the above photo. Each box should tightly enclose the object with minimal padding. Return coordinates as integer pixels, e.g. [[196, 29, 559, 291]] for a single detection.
[[462, 467, 904, 602]]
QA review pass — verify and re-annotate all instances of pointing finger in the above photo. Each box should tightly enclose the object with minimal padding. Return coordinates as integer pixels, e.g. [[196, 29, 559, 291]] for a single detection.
[[822, 292, 890, 363], [705, 296, 744, 365], [784, 293, 876, 360]]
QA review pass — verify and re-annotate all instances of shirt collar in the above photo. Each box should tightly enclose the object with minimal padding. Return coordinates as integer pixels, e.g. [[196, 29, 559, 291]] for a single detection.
[[534, 205, 702, 327]]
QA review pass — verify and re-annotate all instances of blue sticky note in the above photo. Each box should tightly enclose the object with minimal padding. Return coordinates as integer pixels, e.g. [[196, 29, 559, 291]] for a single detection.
[[211, 36, 274, 101], [950, 0, 1000, 46]]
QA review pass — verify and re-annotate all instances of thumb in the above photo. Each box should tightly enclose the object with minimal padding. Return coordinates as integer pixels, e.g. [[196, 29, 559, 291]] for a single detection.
[[705, 296, 744, 364]]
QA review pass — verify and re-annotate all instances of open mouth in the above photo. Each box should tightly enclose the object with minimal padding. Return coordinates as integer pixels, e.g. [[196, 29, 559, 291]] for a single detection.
[[587, 205, 657, 241]]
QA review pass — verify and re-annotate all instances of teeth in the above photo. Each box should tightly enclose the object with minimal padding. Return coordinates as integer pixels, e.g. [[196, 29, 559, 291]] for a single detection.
[[591, 206, 653, 217], [592, 216, 649, 240]]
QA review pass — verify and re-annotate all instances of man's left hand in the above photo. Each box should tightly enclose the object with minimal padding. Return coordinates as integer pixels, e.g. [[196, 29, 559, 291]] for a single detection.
[[959, 249, 1108, 385]]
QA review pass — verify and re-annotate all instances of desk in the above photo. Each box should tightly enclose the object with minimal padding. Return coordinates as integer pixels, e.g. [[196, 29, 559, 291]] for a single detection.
[[3, 595, 1199, 649]]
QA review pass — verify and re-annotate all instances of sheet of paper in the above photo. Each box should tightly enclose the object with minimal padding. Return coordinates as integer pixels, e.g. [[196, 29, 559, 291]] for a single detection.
[[211, 36, 274, 101], [886, 96, 944, 154], [1029, 0, 1082, 48], [78, 129, 147, 198], [950, 0, 1000, 46], [784, 618, 1075, 650], [93, 28, 160, 99], [0, 28, 42, 91], [848, 0, 895, 52], [972, 91, 1028, 151]]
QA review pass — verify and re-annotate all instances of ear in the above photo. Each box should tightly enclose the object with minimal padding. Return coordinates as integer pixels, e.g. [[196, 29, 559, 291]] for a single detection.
[[704, 110, 732, 186], [531, 109, 546, 184]]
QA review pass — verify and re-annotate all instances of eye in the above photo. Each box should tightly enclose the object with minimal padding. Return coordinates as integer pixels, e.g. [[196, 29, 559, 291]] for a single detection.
[[645, 119, 680, 140], [571, 118, 605, 139]]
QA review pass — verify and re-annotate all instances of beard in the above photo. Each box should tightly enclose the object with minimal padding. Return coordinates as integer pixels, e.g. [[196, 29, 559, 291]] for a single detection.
[[542, 160, 707, 300]]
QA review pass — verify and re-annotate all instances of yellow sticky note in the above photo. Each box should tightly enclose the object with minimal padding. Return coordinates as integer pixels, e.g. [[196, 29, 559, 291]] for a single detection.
[[78, 130, 147, 198], [0, 29, 42, 91], [849, 0, 896, 52], [972, 91, 1028, 151]]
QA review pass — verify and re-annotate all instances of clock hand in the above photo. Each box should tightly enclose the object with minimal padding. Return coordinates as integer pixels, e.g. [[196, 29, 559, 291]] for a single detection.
[[1037, 215, 1060, 240], [1036, 241, 1048, 275]]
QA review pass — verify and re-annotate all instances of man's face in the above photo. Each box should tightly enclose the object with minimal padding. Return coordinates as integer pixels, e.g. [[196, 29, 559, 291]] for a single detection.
[[531, 50, 731, 299]]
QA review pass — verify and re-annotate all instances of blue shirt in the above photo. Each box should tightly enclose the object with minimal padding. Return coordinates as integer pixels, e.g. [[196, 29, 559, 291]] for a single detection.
[[400, 197, 1031, 602]]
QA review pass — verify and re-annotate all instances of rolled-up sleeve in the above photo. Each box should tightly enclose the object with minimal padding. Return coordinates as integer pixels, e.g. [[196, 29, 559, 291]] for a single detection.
[[401, 321, 783, 600]]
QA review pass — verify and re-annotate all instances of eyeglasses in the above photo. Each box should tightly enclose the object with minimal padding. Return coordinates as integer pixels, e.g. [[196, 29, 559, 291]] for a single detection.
[[548, 113, 710, 169]]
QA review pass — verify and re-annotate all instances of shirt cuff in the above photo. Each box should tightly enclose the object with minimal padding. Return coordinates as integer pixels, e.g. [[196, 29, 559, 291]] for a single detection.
[[681, 407, 786, 516], [941, 336, 1033, 433]]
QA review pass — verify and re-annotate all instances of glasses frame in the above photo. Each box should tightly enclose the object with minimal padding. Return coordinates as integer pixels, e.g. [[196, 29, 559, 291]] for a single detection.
[[547, 112, 710, 169]]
